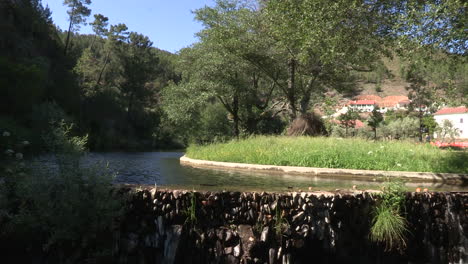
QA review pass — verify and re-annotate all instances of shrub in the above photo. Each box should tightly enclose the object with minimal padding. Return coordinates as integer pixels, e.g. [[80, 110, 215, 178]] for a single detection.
[[286, 113, 326, 136], [0, 120, 122, 262], [370, 179, 408, 252]]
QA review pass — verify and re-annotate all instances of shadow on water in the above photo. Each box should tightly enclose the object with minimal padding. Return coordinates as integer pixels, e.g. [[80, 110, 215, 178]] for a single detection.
[[35, 152, 468, 192], [71, 152, 468, 192]]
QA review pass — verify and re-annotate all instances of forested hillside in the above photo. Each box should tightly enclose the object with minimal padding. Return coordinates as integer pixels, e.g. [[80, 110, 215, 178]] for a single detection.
[[1, 0, 466, 150], [1, 0, 181, 151]]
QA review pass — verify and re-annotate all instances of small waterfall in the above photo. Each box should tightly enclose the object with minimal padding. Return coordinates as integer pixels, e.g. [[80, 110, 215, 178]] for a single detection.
[[445, 194, 468, 264]]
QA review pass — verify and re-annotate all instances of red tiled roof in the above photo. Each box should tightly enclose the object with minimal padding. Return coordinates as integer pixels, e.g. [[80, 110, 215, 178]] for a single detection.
[[349, 100, 375, 105], [332, 119, 365, 129], [382, 96, 408, 102], [434, 107, 468, 115]]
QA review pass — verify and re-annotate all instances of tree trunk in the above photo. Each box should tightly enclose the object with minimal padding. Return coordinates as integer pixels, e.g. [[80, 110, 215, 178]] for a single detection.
[[95, 49, 111, 88], [232, 89, 240, 139], [287, 58, 297, 121], [418, 106, 423, 142], [64, 3, 76, 55]]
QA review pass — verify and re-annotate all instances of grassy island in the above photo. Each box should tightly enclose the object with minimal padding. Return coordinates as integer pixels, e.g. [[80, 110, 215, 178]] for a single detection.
[[186, 137, 468, 174]]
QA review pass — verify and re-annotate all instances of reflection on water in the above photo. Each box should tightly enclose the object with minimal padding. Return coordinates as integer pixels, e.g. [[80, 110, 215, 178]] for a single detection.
[[85, 152, 468, 192], [37, 152, 468, 192]]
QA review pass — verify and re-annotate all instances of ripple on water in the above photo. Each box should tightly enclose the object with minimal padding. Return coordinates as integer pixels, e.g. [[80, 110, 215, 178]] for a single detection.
[[34, 152, 468, 192]]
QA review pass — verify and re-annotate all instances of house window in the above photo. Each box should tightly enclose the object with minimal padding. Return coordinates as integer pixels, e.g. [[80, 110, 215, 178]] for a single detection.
[[461, 118, 463, 123]]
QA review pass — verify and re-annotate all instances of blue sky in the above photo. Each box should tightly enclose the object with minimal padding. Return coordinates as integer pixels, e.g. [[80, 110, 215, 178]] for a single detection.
[[42, 0, 215, 53]]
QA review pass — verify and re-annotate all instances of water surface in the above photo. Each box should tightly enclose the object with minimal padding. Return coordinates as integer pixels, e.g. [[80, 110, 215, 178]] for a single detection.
[[71, 152, 467, 192]]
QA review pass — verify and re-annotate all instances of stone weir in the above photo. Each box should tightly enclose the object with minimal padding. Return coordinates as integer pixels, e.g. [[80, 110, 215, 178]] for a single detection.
[[114, 188, 467, 264]]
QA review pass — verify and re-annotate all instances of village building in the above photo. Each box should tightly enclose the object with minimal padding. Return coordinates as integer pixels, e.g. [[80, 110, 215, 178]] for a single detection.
[[347, 100, 376, 112], [433, 106, 468, 139]]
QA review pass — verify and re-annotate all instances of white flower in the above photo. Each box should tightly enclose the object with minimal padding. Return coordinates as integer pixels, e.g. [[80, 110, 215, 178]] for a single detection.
[[15, 153, 23, 160], [396, 163, 402, 167], [367, 151, 373, 155], [380, 145, 384, 149], [2, 131, 10, 137], [409, 149, 413, 152], [4, 149, 14, 155], [23, 141, 30, 146]]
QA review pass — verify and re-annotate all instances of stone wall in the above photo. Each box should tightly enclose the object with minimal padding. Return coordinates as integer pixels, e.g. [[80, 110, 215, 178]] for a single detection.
[[114, 188, 467, 264]]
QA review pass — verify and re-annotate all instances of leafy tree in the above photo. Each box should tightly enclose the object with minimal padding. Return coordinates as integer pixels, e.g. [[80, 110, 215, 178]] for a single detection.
[[405, 66, 434, 142], [260, 0, 391, 120], [63, 0, 92, 55], [368, 107, 384, 139], [422, 115, 438, 140], [338, 110, 360, 137], [118, 32, 159, 130], [436, 120, 460, 143]]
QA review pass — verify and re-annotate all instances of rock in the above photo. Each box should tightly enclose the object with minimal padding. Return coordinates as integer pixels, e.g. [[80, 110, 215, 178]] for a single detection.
[[238, 225, 256, 258], [225, 246, 233, 255], [261, 227, 270, 242], [269, 248, 276, 264], [234, 244, 242, 257], [292, 211, 305, 224], [226, 255, 240, 264], [163, 225, 183, 264], [157, 216, 165, 235], [226, 229, 233, 242]]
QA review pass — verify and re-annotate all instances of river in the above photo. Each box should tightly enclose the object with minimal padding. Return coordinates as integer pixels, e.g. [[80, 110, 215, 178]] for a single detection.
[[35, 152, 467, 192]]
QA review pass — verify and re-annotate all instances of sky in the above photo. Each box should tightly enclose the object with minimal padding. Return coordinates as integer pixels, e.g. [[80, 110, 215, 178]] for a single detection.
[[42, 0, 215, 53]]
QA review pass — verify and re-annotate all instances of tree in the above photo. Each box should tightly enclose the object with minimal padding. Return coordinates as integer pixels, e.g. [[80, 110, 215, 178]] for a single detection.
[[405, 66, 434, 142], [260, 0, 391, 120], [436, 120, 460, 143], [118, 32, 159, 132], [368, 107, 384, 139], [338, 110, 360, 137], [422, 115, 438, 141], [89, 14, 108, 49], [63, 0, 92, 55]]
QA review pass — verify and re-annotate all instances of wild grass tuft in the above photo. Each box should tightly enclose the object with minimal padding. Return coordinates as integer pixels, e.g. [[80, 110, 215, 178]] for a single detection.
[[186, 136, 467, 173], [370, 179, 408, 252], [370, 204, 408, 251]]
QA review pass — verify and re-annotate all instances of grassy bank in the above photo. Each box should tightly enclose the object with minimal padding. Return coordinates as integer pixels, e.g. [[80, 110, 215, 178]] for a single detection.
[[186, 136, 468, 174]]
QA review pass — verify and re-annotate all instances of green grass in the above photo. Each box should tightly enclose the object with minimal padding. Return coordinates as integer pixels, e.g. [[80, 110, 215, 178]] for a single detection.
[[186, 136, 468, 174], [370, 205, 408, 251]]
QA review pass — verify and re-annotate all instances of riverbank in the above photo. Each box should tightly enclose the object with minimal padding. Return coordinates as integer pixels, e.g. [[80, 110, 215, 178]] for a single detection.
[[186, 136, 468, 174]]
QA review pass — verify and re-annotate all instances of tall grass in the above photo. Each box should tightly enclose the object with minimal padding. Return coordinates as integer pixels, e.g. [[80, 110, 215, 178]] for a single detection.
[[186, 136, 467, 173], [370, 179, 408, 252]]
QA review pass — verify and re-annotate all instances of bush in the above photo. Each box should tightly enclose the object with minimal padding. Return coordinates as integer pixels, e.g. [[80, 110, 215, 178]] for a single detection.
[[0, 119, 122, 262], [286, 113, 326, 136]]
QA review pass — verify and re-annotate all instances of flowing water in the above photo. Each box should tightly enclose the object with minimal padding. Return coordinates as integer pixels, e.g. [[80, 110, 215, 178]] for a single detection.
[[36, 151, 464, 192]]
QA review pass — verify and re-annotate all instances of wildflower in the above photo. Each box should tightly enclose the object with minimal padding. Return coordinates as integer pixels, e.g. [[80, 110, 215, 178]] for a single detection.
[[415, 188, 421, 192], [23, 141, 30, 146], [15, 153, 23, 160], [3, 131, 10, 137], [380, 145, 384, 149], [409, 149, 413, 152], [396, 163, 402, 167], [367, 151, 373, 155], [4, 149, 14, 155]]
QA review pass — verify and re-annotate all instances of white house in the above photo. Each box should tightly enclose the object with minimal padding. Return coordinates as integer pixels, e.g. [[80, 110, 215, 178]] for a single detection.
[[433, 106, 468, 139], [348, 100, 376, 112]]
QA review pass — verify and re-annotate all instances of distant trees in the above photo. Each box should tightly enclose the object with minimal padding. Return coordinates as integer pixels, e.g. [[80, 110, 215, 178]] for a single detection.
[[338, 110, 360, 137], [63, 0, 92, 55], [368, 108, 384, 139]]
